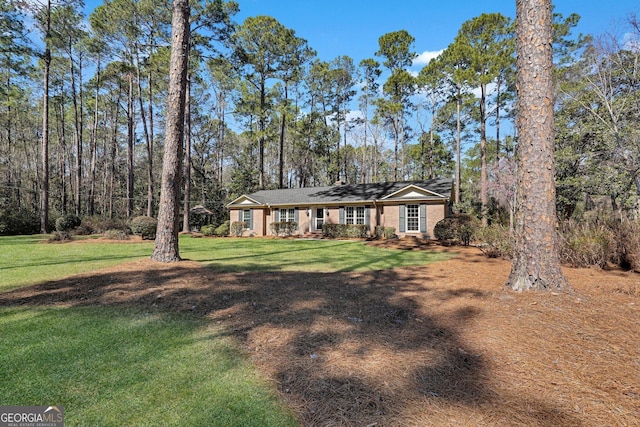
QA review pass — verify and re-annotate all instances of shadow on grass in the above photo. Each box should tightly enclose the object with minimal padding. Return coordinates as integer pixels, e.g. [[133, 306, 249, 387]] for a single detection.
[[0, 306, 297, 427], [0, 253, 150, 272], [0, 260, 582, 426]]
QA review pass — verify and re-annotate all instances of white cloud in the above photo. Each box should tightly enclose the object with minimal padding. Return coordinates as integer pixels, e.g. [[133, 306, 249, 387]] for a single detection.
[[471, 82, 498, 99], [622, 32, 640, 52], [413, 49, 444, 66], [347, 110, 364, 122]]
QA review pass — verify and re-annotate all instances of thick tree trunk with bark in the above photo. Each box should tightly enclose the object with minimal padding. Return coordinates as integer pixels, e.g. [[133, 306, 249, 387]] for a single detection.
[[506, 0, 568, 291], [152, 0, 190, 263]]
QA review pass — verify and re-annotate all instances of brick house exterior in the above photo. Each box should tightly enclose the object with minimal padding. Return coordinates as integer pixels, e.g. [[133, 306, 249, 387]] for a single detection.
[[227, 179, 453, 239]]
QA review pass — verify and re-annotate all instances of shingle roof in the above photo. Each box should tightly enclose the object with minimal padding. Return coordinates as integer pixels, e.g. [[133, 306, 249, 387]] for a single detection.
[[233, 179, 452, 206]]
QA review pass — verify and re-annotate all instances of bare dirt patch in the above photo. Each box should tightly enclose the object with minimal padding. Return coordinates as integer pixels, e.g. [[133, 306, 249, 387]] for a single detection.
[[1, 240, 638, 426]]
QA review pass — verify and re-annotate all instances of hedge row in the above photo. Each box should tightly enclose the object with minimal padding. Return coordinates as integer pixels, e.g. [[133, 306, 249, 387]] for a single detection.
[[270, 221, 297, 237], [322, 223, 369, 239]]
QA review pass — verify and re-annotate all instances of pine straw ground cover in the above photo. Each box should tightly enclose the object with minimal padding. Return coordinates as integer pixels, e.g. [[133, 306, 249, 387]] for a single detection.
[[1, 239, 638, 426]]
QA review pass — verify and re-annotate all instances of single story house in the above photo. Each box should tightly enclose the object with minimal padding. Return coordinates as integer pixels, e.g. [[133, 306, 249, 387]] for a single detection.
[[227, 179, 453, 239]]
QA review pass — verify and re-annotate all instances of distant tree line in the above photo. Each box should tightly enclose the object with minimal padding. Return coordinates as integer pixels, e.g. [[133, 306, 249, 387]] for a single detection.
[[0, 0, 638, 235]]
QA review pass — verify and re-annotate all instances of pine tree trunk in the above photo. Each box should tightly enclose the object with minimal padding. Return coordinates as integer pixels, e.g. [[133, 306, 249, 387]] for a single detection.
[[40, 0, 51, 234], [127, 74, 134, 218], [182, 76, 191, 232], [278, 82, 287, 189], [506, 0, 568, 291], [495, 75, 502, 160], [135, 51, 153, 218], [70, 52, 82, 216], [90, 56, 100, 216], [152, 0, 190, 263], [455, 84, 462, 205], [480, 83, 488, 226]]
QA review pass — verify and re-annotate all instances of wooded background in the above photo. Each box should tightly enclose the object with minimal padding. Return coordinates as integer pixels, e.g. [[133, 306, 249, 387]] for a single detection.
[[1, 0, 638, 233]]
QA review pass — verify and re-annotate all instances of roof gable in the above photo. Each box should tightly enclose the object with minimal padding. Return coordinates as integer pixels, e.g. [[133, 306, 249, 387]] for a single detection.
[[381, 184, 448, 200], [227, 195, 263, 206]]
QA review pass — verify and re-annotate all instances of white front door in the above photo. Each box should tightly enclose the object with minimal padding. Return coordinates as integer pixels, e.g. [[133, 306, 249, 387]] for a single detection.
[[314, 207, 325, 231]]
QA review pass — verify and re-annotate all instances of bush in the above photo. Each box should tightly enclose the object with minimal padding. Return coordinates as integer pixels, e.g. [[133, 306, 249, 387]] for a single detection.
[[0, 207, 40, 235], [230, 221, 245, 237], [104, 229, 129, 240], [214, 220, 230, 236], [81, 216, 130, 234], [55, 214, 81, 233], [201, 224, 216, 236], [384, 227, 396, 239], [322, 223, 369, 239], [322, 224, 338, 238], [374, 226, 395, 239], [130, 216, 157, 240], [49, 230, 72, 241], [476, 224, 514, 259], [73, 223, 95, 236], [270, 221, 297, 237], [433, 214, 480, 246], [433, 219, 455, 241], [560, 221, 613, 268], [347, 224, 369, 238], [610, 220, 640, 272]]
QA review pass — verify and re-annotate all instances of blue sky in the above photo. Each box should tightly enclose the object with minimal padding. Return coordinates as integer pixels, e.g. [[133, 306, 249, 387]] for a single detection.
[[78, 0, 640, 143], [230, 0, 640, 71], [224, 0, 640, 142], [81, 1, 640, 68]]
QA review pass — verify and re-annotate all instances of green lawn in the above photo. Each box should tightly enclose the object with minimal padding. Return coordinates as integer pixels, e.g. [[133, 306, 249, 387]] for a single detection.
[[181, 235, 453, 273], [0, 234, 454, 427], [0, 306, 298, 427], [0, 235, 153, 292], [1, 235, 453, 292]]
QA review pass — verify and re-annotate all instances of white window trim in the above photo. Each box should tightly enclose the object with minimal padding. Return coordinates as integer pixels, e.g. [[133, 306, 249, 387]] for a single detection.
[[356, 206, 366, 225], [281, 208, 296, 222], [242, 209, 252, 230], [406, 204, 420, 232]]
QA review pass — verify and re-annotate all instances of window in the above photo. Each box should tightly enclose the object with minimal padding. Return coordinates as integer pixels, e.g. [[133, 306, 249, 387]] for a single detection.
[[242, 209, 252, 229], [280, 208, 296, 222], [406, 204, 419, 232], [345, 206, 354, 224], [344, 206, 366, 225], [356, 206, 365, 225]]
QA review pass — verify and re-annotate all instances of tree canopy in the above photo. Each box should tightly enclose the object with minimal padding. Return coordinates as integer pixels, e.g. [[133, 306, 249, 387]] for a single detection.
[[0, 1, 638, 240]]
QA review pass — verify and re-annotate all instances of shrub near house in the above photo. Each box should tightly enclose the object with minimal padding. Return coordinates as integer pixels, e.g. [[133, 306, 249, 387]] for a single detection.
[[270, 221, 297, 237]]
